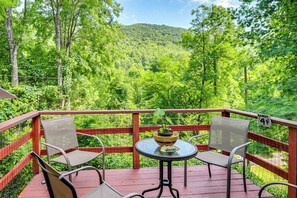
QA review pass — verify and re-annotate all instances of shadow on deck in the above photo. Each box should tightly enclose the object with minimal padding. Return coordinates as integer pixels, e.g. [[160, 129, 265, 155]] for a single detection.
[[19, 165, 273, 198]]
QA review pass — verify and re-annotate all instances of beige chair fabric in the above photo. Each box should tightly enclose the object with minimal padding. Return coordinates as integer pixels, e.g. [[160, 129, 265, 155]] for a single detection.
[[31, 152, 144, 198], [184, 116, 250, 198], [41, 116, 105, 181]]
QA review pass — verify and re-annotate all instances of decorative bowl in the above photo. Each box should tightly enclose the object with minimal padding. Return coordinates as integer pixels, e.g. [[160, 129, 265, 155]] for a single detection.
[[153, 131, 178, 146]]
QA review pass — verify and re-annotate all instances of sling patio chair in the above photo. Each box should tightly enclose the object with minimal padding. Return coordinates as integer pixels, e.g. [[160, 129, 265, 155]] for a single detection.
[[184, 116, 251, 198], [41, 116, 105, 182], [30, 152, 144, 198], [257, 181, 297, 198]]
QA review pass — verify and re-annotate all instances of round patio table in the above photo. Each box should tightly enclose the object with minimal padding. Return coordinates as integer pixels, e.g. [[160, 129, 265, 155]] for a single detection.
[[135, 138, 197, 198]]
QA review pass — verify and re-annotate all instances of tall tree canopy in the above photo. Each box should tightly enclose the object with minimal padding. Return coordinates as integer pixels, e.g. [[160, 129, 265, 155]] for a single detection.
[[0, 1, 296, 122], [1, 0, 30, 87], [182, 5, 243, 110], [32, 0, 122, 107], [236, 0, 297, 119]]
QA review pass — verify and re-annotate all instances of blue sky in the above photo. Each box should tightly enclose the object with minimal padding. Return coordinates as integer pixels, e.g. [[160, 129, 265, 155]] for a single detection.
[[116, 0, 240, 28]]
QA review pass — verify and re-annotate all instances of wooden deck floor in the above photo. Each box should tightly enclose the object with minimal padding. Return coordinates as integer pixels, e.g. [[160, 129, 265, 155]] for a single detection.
[[19, 165, 273, 198]]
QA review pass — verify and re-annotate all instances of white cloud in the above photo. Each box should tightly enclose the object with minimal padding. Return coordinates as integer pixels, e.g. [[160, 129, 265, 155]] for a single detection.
[[215, 0, 239, 8], [190, 0, 211, 2], [188, 0, 239, 8], [117, 13, 138, 25], [215, 0, 231, 7]]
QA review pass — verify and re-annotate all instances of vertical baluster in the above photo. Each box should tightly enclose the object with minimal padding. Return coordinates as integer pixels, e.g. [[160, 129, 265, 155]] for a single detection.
[[32, 115, 41, 174], [132, 113, 140, 169], [288, 127, 297, 198]]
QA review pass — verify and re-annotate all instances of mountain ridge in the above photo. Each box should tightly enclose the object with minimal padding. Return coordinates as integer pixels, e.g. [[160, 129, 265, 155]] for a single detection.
[[120, 23, 187, 45]]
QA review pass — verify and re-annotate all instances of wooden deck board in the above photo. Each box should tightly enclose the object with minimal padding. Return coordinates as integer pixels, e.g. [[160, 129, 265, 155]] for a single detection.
[[19, 165, 273, 198]]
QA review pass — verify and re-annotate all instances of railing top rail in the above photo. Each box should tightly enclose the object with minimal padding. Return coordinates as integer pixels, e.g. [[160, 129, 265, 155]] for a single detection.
[[1, 108, 296, 133], [38, 108, 226, 115], [0, 111, 39, 133], [226, 109, 297, 128]]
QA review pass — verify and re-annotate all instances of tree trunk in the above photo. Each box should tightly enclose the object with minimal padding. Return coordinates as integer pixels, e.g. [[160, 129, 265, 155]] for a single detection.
[[51, 0, 64, 107], [244, 65, 248, 107], [213, 59, 217, 95], [199, 31, 206, 109], [62, 3, 80, 109], [53, 0, 62, 86], [4, 7, 18, 87]]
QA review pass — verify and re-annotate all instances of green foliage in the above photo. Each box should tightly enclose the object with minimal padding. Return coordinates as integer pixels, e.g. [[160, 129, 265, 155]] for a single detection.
[[153, 108, 173, 134], [0, 0, 295, 121], [233, 164, 288, 198], [120, 23, 185, 45], [0, 0, 18, 21], [235, 1, 297, 119], [237, 0, 297, 57], [182, 5, 243, 110], [0, 122, 33, 198], [0, 164, 32, 198], [1, 1, 297, 197]]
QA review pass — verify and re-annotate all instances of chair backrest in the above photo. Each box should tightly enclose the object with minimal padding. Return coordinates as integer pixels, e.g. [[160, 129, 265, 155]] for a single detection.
[[41, 116, 79, 156], [208, 116, 250, 157], [30, 152, 77, 198]]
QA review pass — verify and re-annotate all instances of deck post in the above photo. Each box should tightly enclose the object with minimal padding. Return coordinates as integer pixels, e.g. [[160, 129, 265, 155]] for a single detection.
[[222, 111, 230, 118], [32, 115, 41, 174], [288, 127, 297, 198], [132, 113, 140, 169]]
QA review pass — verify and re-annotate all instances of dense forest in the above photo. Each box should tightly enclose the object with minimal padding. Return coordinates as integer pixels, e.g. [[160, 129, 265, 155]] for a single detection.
[[1, 1, 297, 197], [0, 0, 296, 123]]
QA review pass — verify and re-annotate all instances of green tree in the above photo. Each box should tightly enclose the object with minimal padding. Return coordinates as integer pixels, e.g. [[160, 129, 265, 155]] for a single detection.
[[236, 0, 297, 119], [34, 0, 122, 108], [1, 0, 30, 87], [232, 46, 259, 108], [182, 5, 239, 111], [139, 52, 189, 109]]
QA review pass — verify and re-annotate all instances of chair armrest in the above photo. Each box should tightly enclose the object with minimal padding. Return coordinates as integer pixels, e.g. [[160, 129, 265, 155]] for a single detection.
[[188, 133, 208, 143], [258, 182, 297, 198], [41, 142, 71, 166], [76, 132, 105, 153], [123, 193, 144, 198], [41, 142, 65, 153], [59, 165, 103, 184], [227, 142, 251, 166]]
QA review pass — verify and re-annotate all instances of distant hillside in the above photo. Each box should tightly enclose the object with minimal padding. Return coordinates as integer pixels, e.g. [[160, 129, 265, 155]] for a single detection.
[[116, 23, 189, 71], [120, 23, 187, 45]]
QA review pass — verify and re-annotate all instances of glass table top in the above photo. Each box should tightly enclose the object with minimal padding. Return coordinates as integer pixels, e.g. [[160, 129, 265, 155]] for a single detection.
[[135, 138, 198, 161]]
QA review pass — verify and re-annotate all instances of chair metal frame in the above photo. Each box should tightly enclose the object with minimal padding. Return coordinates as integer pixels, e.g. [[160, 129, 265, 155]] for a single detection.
[[30, 152, 143, 198], [184, 116, 251, 198], [257, 181, 297, 198], [41, 116, 105, 181]]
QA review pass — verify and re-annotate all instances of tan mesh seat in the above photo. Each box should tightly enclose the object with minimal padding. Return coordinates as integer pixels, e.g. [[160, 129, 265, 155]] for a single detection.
[[30, 152, 144, 198], [184, 116, 251, 198], [41, 116, 105, 181], [51, 150, 99, 167]]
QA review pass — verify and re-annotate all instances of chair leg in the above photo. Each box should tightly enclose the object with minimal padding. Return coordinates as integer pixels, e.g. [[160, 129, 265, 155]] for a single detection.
[[243, 161, 247, 192], [226, 166, 231, 198], [76, 166, 80, 176], [68, 173, 72, 182], [67, 164, 72, 182], [207, 163, 212, 177], [102, 154, 105, 180], [184, 160, 187, 187]]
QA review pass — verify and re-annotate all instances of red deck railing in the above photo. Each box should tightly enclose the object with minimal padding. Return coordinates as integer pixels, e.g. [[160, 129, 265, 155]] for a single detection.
[[0, 108, 297, 197]]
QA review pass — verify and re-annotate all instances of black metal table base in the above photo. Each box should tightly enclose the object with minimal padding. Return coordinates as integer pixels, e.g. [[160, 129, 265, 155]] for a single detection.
[[142, 161, 179, 198]]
